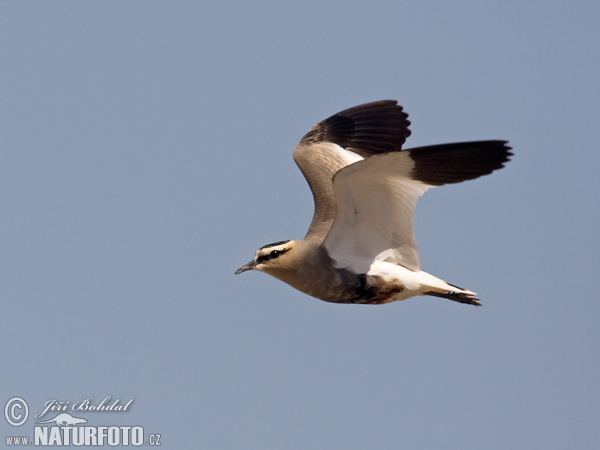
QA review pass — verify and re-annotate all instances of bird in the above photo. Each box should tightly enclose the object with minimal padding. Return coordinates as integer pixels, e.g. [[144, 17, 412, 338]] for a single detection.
[[235, 100, 511, 306]]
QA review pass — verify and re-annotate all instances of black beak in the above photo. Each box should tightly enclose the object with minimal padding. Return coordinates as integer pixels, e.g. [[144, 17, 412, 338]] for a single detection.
[[235, 260, 257, 274]]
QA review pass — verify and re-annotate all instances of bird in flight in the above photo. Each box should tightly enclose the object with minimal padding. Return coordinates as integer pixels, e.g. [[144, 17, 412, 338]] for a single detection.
[[236, 100, 511, 306]]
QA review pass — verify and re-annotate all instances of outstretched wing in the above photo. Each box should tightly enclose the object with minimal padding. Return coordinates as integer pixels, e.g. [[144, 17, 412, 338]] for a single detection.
[[323, 141, 512, 272], [293, 100, 411, 242]]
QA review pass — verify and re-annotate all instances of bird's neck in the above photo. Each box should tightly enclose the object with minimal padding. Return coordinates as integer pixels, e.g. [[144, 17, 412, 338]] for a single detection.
[[266, 241, 358, 302]]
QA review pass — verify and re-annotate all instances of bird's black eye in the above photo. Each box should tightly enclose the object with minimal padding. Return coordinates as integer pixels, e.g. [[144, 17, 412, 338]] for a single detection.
[[271, 250, 280, 257]]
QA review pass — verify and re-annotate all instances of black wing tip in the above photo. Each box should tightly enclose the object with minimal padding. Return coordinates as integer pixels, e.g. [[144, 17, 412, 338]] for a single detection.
[[408, 140, 513, 185], [299, 100, 412, 155], [336, 99, 400, 114]]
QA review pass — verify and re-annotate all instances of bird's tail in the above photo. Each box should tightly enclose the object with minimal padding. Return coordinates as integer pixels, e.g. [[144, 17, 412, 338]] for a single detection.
[[417, 271, 480, 306], [424, 287, 481, 306]]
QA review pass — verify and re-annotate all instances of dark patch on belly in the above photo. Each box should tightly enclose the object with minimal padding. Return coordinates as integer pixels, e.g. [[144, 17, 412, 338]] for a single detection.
[[345, 274, 405, 305]]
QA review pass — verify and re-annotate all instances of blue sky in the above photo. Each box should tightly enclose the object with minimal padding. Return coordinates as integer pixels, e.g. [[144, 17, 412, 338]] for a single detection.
[[1, 1, 598, 448]]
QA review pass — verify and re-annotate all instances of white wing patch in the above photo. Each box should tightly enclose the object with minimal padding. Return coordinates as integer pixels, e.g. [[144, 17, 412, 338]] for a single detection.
[[323, 152, 432, 273]]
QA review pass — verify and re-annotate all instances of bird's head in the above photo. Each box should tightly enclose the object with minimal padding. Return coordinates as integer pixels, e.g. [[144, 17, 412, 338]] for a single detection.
[[235, 240, 296, 275]]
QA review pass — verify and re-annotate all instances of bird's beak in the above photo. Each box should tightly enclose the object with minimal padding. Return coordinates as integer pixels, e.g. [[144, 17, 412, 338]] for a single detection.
[[235, 260, 257, 274]]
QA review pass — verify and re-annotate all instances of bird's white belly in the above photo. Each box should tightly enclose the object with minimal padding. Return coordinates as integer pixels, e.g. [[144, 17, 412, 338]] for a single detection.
[[367, 260, 443, 302]]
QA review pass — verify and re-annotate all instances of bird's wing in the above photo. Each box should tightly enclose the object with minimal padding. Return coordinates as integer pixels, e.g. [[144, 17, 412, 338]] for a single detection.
[[323, 141, 512, 273], [293, 100, 411, 242]]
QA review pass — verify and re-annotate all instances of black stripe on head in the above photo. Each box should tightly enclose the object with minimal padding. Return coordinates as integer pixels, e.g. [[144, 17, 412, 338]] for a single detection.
[[256, 244, 291, 264], [299, 100, 412, 157], [408, 140, 512, 186], [259, 240, 290, 250]]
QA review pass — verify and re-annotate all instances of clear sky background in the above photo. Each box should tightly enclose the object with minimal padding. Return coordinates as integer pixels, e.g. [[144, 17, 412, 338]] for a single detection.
[[1, 1, 599, 448]]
